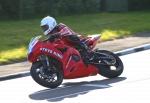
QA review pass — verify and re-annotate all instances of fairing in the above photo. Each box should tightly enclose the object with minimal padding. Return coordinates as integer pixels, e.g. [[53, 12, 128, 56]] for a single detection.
[[27, 35, 100, 79]]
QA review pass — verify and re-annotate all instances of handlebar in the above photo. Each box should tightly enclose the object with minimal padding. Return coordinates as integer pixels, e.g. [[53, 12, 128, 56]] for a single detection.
[[43, 33, 60, 42]]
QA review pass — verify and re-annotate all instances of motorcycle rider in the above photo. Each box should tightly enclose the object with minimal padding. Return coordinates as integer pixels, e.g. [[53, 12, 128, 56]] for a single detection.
[[40, 16, 90, 63]]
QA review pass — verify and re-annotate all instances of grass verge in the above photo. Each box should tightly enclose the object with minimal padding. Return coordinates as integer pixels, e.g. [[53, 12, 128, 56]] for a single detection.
[[0, 11, 150, 64]]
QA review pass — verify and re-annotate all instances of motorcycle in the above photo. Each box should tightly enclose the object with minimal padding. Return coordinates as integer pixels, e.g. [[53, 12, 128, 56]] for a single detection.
[[27, 34, 124, 88]]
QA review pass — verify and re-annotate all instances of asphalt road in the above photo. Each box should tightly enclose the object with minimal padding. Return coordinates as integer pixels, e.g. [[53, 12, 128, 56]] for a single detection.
[[0, 49, 150, 103]]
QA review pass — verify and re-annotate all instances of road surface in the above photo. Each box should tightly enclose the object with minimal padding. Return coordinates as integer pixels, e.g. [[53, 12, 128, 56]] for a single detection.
[[0, 49, 150, 103]]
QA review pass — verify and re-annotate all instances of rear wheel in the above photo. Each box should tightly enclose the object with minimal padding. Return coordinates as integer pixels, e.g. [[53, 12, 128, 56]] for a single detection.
[[95, 50, 124, 78], [30, 58, 63, 88]]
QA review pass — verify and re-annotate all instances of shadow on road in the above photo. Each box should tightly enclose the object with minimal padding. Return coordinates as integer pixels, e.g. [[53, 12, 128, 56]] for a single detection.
[[29, 77, 126, 102]]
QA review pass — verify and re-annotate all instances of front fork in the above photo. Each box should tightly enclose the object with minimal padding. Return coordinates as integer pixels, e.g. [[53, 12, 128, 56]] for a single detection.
[[39, 55, 50, 69]]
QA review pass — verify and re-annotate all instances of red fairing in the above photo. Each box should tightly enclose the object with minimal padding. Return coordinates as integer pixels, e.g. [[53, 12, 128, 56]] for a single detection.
[[28, 40, 64, 63], [28, 41, 42, 62], [27, 35, 100, 79]]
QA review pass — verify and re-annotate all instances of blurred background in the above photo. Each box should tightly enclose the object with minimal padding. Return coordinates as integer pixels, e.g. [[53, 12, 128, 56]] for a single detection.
[[0, 0, 150, 64], [0, 0, 150, 19]]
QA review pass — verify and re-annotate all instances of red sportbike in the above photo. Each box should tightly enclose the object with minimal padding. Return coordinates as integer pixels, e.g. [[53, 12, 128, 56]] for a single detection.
[[27, 34, 123, 88]]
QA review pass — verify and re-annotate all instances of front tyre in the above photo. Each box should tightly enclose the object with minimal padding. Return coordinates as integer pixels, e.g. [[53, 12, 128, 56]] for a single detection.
[[95, 50, 124, 78], [30, 60, 63, 89]]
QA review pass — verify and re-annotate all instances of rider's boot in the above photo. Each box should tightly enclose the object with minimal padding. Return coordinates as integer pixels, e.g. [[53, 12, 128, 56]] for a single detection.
[[78, 42, 93, 64]]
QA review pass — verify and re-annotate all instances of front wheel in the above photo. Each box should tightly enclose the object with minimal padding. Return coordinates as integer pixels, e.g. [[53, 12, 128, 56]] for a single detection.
[[95, 50, 124, 78], [30, 59, 63, 89]]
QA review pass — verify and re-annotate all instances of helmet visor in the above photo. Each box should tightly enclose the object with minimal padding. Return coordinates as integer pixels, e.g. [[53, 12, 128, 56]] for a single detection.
[[41, 25, 49, 32]]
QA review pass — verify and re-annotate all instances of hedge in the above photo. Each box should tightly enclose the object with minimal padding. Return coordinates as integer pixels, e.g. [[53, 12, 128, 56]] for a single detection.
[[0, 0, 101, 19], [0, 0, 150, 20], [128, 0, 150, 11], [0, 0, 19, 19]]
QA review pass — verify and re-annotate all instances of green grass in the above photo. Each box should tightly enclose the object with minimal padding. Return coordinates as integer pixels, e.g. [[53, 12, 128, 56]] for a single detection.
[[1, 11, 150, 64]]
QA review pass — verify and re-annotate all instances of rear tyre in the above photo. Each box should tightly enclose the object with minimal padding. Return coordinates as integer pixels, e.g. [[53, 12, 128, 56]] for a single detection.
[[95, 50, 124, 78], [30, 59, 63, 88]]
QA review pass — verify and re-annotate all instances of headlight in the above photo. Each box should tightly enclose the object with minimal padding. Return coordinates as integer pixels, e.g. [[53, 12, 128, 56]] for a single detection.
[[28, 36, 41, 54]]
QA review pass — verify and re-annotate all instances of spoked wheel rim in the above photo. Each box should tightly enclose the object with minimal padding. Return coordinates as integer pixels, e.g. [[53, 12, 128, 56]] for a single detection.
[[35, 65, 59, 83], [94, 50, 124, 78], [98, 53, 122, 72], [105, 54, 123, 72], [30, 61, 63, 88], [103, 54, 116, 65], [110, 60, 122, 71]]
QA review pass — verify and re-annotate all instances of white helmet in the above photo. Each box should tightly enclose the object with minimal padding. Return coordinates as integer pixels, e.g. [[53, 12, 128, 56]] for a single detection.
[[40, 16, 57, 35]]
